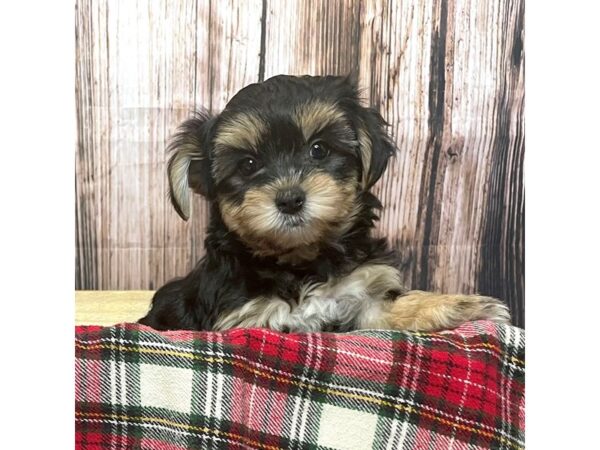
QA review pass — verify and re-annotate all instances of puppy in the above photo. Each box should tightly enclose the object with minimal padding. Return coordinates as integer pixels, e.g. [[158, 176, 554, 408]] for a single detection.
[[139, 75, 510, 333]]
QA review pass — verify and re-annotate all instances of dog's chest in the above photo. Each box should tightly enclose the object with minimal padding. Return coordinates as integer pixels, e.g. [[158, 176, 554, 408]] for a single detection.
[[215, 263, 405, 332], [253, 266, 325, 304]]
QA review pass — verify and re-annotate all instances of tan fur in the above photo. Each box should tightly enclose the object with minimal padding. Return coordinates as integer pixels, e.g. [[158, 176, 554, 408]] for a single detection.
[[213, 113, 267, 152], [219, 172, 358, 261], [356, 125, 373, 188], [293, 101, 348, 140], [275, 246, 321, 266], [168, 141, 203, 220], [294, 102, 373, 189], [385, 291, 511, 332]]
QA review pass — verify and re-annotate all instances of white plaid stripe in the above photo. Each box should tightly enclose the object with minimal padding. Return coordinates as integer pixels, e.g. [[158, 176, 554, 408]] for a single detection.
[[395, 331, 425, 449], [500, 326, 514, 450], [76, 322, 525, 449]]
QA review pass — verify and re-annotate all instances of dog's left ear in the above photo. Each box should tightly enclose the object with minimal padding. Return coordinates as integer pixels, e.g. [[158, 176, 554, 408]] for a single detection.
[[167, 111, 216, 220], [353, 107, 397, 190]]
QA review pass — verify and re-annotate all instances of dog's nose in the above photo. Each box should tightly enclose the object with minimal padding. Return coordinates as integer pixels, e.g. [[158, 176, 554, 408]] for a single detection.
[[276, 188, 306, 214]]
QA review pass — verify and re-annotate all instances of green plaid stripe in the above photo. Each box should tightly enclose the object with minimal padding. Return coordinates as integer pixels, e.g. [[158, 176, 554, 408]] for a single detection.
[[76, 322, 524, 449]]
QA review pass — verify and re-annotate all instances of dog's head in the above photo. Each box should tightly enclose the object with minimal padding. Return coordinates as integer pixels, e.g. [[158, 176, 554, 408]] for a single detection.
[[168, 75, 395, 260]]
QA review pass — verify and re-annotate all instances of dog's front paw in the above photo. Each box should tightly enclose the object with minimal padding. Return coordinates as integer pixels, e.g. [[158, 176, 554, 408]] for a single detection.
[[388, 291, 511, 331], [455, 295, 511, 325]]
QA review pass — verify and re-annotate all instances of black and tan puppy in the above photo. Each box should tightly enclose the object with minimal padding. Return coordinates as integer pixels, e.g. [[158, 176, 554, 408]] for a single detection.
[[139, 75, 510, 333]]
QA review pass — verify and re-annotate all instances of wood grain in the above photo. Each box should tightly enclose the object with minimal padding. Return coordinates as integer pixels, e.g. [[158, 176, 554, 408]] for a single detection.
[[262, 0, 361, 79], [75, 0, 199, 290], [75, 0, 525, 326], [76, 290, 154, 326]]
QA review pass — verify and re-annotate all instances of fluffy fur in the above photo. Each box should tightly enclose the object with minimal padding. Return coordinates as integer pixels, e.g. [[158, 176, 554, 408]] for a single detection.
[[139, 75, 510, 332]]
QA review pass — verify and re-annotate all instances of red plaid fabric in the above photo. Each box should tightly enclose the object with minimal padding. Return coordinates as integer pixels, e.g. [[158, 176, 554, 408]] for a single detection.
[[75, 321, 524, 449]]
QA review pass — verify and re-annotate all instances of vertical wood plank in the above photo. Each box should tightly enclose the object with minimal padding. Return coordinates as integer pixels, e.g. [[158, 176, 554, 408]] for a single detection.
[[263, 0, 361, 78], [475, 0, 525, 327], [183, 0, 212, 268], [208, 0, 264, 110], [76, 0, 111, 289]]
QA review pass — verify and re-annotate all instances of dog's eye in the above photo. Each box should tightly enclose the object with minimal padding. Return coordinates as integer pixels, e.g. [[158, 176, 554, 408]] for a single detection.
[[238, 157, 261, 176], [309, 142, 329, 160]]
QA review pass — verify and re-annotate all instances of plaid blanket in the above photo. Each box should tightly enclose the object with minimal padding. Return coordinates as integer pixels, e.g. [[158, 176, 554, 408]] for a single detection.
[[75, 321, 524, 450]]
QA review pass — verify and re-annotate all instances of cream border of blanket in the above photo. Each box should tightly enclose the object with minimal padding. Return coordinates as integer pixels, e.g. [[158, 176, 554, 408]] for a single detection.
[[75, 291, 154, 326]]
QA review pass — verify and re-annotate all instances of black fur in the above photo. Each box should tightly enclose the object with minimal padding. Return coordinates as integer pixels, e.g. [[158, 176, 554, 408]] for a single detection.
[[139, 75, 400, 331]]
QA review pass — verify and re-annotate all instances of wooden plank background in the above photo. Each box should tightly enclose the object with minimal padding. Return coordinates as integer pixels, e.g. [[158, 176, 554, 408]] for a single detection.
[[75, 0, 525, 327]]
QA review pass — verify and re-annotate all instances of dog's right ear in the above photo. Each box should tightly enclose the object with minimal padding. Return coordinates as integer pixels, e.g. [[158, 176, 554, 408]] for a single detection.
[[167, 111, 216, 220]]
